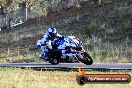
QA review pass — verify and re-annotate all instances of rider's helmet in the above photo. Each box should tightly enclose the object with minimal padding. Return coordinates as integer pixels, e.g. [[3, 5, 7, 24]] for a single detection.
[[48, 27, 57, 38]]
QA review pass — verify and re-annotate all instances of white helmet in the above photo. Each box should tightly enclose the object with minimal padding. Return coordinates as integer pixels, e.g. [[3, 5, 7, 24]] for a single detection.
[[48, 27, 57, 38]]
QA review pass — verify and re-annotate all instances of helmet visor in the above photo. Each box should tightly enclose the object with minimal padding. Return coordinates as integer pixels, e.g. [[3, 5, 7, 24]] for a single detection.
[[49, 32, 56, 37]]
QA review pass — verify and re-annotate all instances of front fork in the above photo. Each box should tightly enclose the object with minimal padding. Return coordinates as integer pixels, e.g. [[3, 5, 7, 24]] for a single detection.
[[76, 52, 85, 62]]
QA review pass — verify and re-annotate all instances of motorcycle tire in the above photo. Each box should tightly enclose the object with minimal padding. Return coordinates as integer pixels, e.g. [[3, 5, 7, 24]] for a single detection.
[[49, 57, 59, 65], [82, 52, 93, 65]]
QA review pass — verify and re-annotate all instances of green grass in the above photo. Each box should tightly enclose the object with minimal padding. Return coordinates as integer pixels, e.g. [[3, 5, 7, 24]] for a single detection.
[[0, 68, 132, 88], [0, 54, 44, 63]]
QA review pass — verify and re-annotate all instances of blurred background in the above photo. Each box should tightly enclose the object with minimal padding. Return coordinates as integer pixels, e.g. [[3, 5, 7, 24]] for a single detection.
[[0, 0, 132, 63]]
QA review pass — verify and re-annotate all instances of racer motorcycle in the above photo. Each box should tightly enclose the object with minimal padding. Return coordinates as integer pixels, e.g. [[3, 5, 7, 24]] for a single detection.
[[36, 36, 93, 65]]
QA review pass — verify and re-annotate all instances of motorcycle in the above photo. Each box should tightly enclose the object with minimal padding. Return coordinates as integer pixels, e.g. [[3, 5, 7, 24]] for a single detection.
[[36, 36, 93, 65]]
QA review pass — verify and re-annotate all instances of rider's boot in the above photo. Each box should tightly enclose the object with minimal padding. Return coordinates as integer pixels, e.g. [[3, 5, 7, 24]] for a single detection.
[[39, 51, 49, 61], [39, 53, 45, 59]]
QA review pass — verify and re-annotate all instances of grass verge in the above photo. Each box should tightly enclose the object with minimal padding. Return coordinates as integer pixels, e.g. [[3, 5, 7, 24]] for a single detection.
[[0, 68, 132, 88], [0, 54, 44, 63]]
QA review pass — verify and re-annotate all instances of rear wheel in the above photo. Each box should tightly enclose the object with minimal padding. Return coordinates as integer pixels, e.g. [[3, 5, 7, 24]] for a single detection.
[[81, 52, 93, 65], [49, 57, 59, 65], [48, 50, 61, 65]]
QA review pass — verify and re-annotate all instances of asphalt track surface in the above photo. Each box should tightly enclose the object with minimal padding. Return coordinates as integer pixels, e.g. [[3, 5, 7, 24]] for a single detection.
[[0, 63, 132, 70]]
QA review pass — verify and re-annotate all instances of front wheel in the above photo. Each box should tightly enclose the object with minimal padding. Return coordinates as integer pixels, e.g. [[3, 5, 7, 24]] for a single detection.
[[81, 52, 93, 65]]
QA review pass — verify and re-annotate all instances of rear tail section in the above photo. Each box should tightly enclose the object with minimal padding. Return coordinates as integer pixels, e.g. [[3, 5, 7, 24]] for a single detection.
[[35, 39, 38, 45]]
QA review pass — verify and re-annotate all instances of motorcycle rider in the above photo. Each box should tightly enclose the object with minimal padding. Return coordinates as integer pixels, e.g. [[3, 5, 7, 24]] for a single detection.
[[37, 27, 63, 59], [36, 27, 88, 63]]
